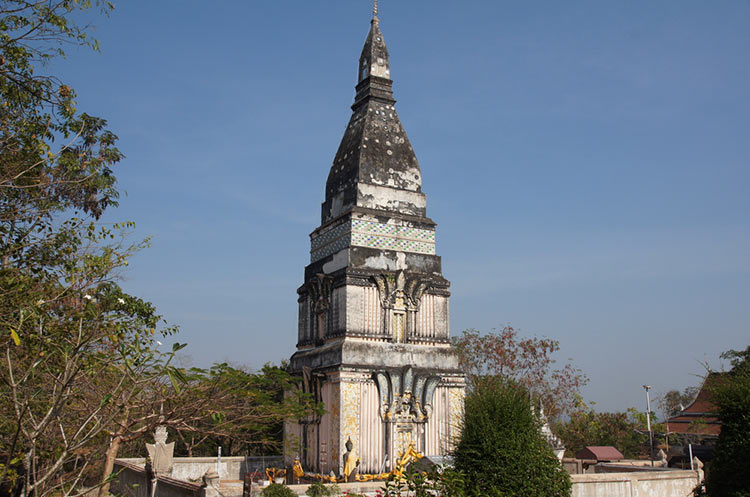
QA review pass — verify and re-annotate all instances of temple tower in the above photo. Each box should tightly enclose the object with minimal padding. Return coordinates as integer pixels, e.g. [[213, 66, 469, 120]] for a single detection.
[[285, 9, 465, 475]]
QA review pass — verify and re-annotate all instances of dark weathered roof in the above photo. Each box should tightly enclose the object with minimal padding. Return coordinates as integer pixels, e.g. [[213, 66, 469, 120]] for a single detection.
[[576, 446, 625, 461], [321, 16, 423, 224]]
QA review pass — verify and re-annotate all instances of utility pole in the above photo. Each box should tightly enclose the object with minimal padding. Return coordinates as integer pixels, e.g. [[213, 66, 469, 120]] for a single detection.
[[643, 385, 655, 467]]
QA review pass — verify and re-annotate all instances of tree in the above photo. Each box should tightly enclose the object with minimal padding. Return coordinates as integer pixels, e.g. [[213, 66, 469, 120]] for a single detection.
[[452, 327, 587, 420], [1, 5, 324, 497], [705, 346, 750, 497], [0, 3, 184, 496], [171, 363, 322, 458], [453, 377, 571, 497], [0, 219, 184, 497], [553, 408, 651, 459], [658, 387, 699, 419]]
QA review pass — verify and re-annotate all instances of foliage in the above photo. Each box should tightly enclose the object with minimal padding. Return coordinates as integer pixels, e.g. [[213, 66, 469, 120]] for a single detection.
[[659, 387, 699, 419], [0, 2, 174, 496], [1, 1, 121, 261], [453, 377, 571, 497], [380, 467, 466, 497], [0, 3, 321, 496], [705, 346, 750, 497], [553, 408, 653, 458], [453, 327, 587, 419], [171, 363, 322, 458], [305, 481, 341, 496], [262, 483, 297, 497]]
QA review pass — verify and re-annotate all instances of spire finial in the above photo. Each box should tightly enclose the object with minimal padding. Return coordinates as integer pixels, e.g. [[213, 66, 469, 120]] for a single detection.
[[373, 0, 379, 19]]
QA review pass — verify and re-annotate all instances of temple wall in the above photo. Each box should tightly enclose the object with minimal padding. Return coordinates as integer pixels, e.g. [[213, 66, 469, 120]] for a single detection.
[[318, 381, 333, 472], [361, 286, 383, 336], [434, 296, 449, 338], [414, 294, 435, 339], [359, 379, 386, 473], [346, 285, 384, 338], [424, 385, 449, 455], [287, 373, 464, 476], [338, 375, 388, 475]]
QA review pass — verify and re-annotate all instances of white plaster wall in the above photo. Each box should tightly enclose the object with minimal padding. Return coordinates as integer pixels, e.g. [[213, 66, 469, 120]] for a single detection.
[[346, 285, 364, 334], [357, 183, 426, 209], [424, 385, 450, 456], [362, 286, 382, 336], [433, 296, 449, 339], [346, 285, 384, 337], [319, 382, 332, 473], [415, 294, 435, 339], [359, 380, 385, 474]]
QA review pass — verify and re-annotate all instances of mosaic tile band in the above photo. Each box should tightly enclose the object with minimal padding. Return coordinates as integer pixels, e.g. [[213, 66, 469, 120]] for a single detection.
[[311, 219, 436, 262], [311, 220, 351, 252]]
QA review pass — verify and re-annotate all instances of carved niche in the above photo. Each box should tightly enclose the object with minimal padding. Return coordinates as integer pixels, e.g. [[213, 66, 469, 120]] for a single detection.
[[307, 274, 333, 341], [372, 366, 441, 423], [371, 270, 429, 342]]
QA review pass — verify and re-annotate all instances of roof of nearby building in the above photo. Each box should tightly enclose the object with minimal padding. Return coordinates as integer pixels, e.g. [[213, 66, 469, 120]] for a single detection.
[[666, 372, 726, 436], [576, 446, 625, 461]]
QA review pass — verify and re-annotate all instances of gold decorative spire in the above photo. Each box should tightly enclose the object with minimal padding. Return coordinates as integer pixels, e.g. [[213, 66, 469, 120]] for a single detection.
[[373, 0, 379, 21]]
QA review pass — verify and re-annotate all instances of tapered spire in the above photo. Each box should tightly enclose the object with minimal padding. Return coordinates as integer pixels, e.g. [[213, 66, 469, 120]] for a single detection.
[[356, 7, 392, 101], [321, 10, 424, 224]]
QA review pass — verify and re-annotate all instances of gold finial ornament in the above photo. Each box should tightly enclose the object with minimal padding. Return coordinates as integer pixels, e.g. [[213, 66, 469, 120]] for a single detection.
[[373, 0, 378, 18]]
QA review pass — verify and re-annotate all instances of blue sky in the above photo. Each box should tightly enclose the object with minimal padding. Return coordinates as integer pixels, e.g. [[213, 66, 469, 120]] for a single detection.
[[54, 1, 749, 414]]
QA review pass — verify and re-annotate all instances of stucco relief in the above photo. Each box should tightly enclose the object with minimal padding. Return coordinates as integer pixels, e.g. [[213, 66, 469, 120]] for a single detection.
[[340, 380, 361, 473], [328, 382, 340, 472], [448, 386, 465, 451], [371, 271, 432, 342], [372, 366, 440, 424]]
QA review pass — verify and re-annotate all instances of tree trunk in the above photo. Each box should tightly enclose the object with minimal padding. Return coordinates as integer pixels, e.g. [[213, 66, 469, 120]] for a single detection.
[[98, 435, 122, 497]]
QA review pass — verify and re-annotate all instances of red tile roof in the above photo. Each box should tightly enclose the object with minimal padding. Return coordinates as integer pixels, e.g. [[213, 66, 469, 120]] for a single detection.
[[576, 446, 625, 461]]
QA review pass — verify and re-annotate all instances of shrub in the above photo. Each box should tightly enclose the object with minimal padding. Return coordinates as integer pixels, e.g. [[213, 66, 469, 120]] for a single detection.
[[305, 481, 327, 497], [453, 377, 571, 497], [262, 483, 297, 497], [306, 481, 341, 496]]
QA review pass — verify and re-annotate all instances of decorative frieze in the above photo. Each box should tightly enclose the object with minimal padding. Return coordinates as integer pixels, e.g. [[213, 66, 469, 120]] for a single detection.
[[310, 218, 436, 262], [372, 366, 441, 424]]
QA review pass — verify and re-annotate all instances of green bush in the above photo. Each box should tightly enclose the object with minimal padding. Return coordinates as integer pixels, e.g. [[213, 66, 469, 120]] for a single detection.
[[305, 481, 327, 497], [706, 347, 750, 497], [305, 481, 340, 496], [454, 377, 571, 497], [262, 483, 296, 497], [380, 467, 465, 497]]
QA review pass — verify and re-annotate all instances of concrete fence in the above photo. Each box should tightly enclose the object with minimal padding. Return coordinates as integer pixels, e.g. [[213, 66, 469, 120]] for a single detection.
[[111, 461, 205, 497], [115, 456, 283, 483], [113, 458, 702, 497], [571, 469, 702, 497]]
